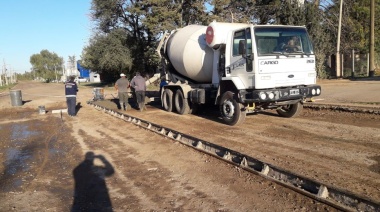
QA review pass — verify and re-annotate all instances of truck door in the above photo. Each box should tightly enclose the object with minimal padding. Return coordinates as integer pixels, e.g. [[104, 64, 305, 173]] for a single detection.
[[230, 28, 253, 72], [227, 28, 254, 89]]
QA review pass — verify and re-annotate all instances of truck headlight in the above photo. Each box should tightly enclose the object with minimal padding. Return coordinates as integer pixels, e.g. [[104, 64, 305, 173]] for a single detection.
[[317, 88, 321, 95], [268, 92, 274, 99], [259, 92, 267, 100], [312, 89, 316, 95]]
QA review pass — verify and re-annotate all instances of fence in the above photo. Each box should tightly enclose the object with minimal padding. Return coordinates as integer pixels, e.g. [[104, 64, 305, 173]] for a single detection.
[[326, 51, 378, 78], [0, 73, 18, 87]]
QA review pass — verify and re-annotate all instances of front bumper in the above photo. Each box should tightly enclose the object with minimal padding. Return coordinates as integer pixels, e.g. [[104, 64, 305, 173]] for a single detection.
[[239, 84, 321, 103]]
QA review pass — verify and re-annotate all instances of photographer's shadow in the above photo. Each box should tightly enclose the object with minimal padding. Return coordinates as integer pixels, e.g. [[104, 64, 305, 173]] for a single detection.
[[72, 151, 115, 212]]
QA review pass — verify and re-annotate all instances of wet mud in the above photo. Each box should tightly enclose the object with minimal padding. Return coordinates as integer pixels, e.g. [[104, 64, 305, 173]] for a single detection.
[[0, 108, 83, 210]]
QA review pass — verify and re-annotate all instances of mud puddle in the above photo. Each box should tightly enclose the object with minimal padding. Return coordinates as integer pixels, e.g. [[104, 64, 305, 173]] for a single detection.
[[0, 108, 75, 193]]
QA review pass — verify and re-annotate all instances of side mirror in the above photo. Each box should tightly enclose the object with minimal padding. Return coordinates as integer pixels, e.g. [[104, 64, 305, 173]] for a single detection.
[[239, 40, 246, 57]]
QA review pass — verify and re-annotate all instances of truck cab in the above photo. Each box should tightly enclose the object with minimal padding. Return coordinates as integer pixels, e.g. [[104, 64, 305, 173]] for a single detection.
[[223, 25, 317, 89], [214, 24, 321, 125]]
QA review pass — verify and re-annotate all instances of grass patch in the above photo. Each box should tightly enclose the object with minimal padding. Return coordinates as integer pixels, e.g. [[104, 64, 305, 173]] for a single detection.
[[0, 83, 17, 93]]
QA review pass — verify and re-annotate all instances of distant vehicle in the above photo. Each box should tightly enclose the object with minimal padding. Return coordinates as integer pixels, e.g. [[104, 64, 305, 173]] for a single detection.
[[75, 77, 89, 83]]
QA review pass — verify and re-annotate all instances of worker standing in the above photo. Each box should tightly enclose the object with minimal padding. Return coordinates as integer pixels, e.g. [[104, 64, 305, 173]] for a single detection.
[[130, 75, 137, 108], [130, 72, 146, 111], [65, 76, 78, 117], [114, 73, 130, 111]]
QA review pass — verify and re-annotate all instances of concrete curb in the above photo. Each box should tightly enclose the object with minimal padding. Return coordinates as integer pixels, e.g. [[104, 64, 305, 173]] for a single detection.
[[304, 102, 380, 115]]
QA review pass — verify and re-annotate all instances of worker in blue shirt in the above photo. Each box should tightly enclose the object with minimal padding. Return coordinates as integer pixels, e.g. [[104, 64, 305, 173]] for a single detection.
[[65, 76, 79, 116]]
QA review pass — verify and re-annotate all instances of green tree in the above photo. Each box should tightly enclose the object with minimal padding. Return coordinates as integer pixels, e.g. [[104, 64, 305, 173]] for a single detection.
[[68, 55, 76, 73], [324, 0, 380, 74], [89, 0, 212, 79], [181, 0, 210, 25], [30, 50, 63, 82], [88, 0, 356, 79], [306, 2, 334, 78], [141, 0, 182, 34], [210, 0, 255, 23], [17, 72, 34, 81], [81, 28, 132, 81], [349, 0, 379, 69], [90, 0, 155, 76]]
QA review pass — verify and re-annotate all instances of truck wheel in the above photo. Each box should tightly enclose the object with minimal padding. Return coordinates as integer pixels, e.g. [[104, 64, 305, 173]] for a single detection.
[[220, 91, 246, 126], [190, 103, 200, 114], [162, 89, 173, 112], [174, 89, 190, 114], [276, 102, 303, 118]]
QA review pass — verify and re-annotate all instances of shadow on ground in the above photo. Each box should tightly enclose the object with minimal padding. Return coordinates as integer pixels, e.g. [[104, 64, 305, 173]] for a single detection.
[[72, 151, 115, 212], [349, 76, 380, 81]]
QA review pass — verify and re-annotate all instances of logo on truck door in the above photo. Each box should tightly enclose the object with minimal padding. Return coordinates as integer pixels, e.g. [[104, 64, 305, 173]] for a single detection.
[[229, 58, 246, 70], [260, 60, 279, 65]]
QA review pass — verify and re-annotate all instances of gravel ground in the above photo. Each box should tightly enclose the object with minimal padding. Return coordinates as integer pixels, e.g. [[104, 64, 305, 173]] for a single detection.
[[0, 79, 379, 211]]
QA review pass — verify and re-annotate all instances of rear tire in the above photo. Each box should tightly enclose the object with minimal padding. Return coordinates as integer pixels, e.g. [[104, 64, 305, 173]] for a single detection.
[[162, 89, 173, 112], [174, 89, 190, 114], [276, 102, 303, 118], [219, 91, 246, 126], [190, 103, 200, 114]]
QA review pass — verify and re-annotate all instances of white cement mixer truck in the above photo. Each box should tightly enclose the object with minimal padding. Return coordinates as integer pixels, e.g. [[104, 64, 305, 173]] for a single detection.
[[157, 21, 321, 126]]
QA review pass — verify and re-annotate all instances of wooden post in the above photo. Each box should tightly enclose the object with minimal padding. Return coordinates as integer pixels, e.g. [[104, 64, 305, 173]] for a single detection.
[[367, 53, 370, 76], [341, 53, 344, 77], [351, 49, 355, 78], [369, 0, 375, 77], [336, 0, 343, 77]]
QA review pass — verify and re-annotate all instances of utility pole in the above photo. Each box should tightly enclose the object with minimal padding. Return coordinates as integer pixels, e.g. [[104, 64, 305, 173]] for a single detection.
[[0, 63, 3, 86], [0, 54, 2, 86], [3, 59, 8, 85], [54, 64, 58, 83], [352, 49, 355, 78], [62, 60, 66, 82], [369, 0, 375, 77], [336, 0, 343, 78], [10, 66, 13, 84]]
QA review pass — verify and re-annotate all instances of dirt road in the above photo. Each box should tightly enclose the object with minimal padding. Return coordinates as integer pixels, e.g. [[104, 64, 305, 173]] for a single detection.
[[0, 80, 379, 211]]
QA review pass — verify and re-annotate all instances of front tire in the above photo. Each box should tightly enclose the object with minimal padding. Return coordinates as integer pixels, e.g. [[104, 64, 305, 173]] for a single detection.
[[174, 89, 190, 114], [276, 102, 303, 118], [162, 89, 173, 112], [219, 91, 246, 126]]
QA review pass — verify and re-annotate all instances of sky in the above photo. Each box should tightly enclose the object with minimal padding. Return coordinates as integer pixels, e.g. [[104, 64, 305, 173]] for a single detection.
[[0, 0, 93, 73]]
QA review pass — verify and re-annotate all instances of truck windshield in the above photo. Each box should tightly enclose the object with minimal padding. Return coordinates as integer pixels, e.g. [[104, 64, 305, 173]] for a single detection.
[[254, 27, 314, 56]]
